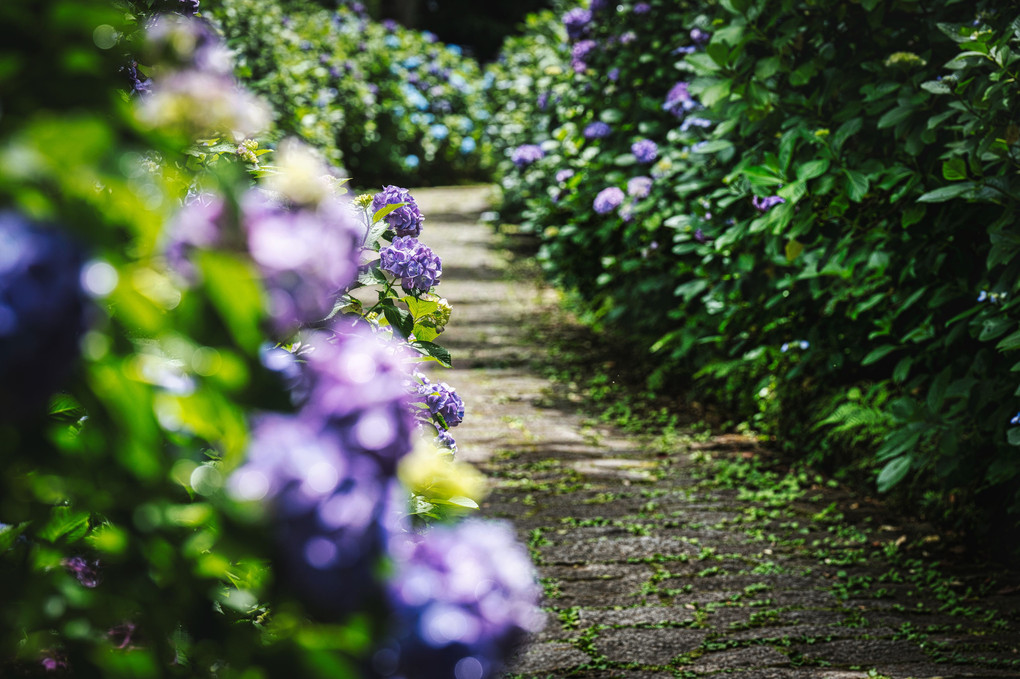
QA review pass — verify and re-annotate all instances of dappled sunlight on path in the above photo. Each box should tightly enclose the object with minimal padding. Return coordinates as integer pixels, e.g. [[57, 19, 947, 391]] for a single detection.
[[414, 186, 1020, 679]]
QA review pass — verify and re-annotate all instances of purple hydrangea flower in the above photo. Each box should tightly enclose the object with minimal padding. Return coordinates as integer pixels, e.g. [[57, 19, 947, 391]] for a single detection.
[[229, 412, 394, 620], [752, 195, 786, 212], [593, 187, 626, 215], [63, 556, 101, 588], [371, 185, 425, 238], [563, 8, 592, 41], [242, 192, 362, 335], [690, 27, 711, 45], [419, 381, 465, 428], [627, 176, 653, 199], [590, 0, 608, 11], [0, 213, 88, 417], [571, 40, 597, 73], [694, 228, 708, 243], [121, 61, 152, 95], [584, 121, 611, 140], [634, 2, 651, 13], [434, 429, 457, 453], [511, 144, 544, 169], [631, 139, 659, 163], [664, 81, 697, 118], [380, 236, 442, 293], [608, 67, 620, 82], [379, 519, 544, 679], [555, 169, 575, 184]]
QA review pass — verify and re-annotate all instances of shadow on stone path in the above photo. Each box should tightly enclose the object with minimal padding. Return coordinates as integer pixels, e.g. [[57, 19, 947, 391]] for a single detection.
[[413, 186, 1020, 679]]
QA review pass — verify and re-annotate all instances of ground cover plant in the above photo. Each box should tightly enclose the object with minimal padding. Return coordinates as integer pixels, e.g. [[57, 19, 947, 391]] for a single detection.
[[491, 0, 1020, 553], [205, 0, 495, 186], [0, 1, 540, 676]]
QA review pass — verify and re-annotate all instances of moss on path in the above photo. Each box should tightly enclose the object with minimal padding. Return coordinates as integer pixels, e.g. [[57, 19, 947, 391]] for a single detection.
[[414, 186, 1020, 679]]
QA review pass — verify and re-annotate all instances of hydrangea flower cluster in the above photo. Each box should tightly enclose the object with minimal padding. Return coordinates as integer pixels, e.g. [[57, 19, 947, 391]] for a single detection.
[[627, 176, 653, 199], [511, 144, 545, 169], [584, 121, 612, 140], [167, 188, 363, 336], [571, 40, 597, 73], [752, 195, 786, 212], [563, 8, 593, 41], [556, 169, 575, 184], [631, 139, 659, 163], [0, 212, 88, 416], [230, 326, 414, 619], [380, 236, 443, 293], [633, 2, 651, 13], [593, 186, 626, 215], [664, 81, 698, 118], [377, 520, 544, 679], [372, 185, 426, 238], [419, 379, 465, 429], [135, 15, 270, 140]]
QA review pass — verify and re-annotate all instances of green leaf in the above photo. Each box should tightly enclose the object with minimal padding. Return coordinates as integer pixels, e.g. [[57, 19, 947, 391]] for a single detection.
[[876, 455, 912, 492], [862, 344, 896, 365], [844, 170, 870, 202], [692, 140, 734, 154], [755, 56, 781, 79], [785, 239, 804, 262], [796, 159, 830, 181], [372, 202, 403, 223], [742, 165, 785, 187], [832, 118, 863, 151], [916, 182, 975, 202], [979, 316, 1013, 342], [921, 80, 952, 94], [382, 305, 414, 339], [877, 106, 913, 129], [942, 158, 967, 181], [1008, 428, 1020, 447], [997, 328, 1020, 351], [901, 204, 925, 228], [405, 296, 439, 320], [927, 367, 952, 412], [412, 341, 453, 368], [893, 357, 913, 383], [195, 251, 264, 352]]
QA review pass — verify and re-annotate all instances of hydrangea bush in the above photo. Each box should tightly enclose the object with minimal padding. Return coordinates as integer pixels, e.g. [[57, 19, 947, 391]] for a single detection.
[[205, 0, 496, 186], [491, 0, 1020, 548], [0, 1, 541, 675]]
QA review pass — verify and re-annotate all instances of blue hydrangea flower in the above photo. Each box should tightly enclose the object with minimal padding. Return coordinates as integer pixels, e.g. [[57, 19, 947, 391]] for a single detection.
[[664, 81, 697, 117], [460, 137, 477, 154], [419, 381, 465, 428], [593, 187, 625, 215], [371, 185, 425, 238], [631, 139, 659, 163], [584, 121, 612, 140], [379, 519, 544, 679], [511, 144, 544, 169], [0, 212, 88, 416], [380, 236, 442, 293], [752, 195, 786, 212], [1011, 412, 1020, 426], [571, 39, 597, 73]]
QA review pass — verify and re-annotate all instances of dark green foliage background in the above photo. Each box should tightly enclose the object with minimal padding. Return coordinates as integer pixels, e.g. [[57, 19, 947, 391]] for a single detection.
[[492, 0, 1020, 552]]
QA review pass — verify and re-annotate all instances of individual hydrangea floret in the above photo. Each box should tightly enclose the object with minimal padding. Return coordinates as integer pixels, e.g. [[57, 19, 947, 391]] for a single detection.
[[664, 81, 697, 118], [593, 187, 626, 215], [380, 236, 442, 293], [0, 212, 88, 417], [690, 27, 711, 45], [371, 185, 425, 238], [584, 121, 611, 140], [752, 195, 786, 212], [63, 556, 101, 588], [379, 519, 544, 679], [627, 176, 653, 199], [563, 8, 592, 41], [419, 380, 465, 428], [631, 139, 659, 163], [511, 144, 544, 169]]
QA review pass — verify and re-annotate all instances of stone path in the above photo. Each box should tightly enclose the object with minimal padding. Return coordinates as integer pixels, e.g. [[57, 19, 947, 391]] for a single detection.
[[414, 186, 1020, 679]]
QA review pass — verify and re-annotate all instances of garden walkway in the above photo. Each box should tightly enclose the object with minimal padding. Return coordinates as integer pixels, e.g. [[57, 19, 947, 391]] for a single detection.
[[415, 186, 1020, 679]]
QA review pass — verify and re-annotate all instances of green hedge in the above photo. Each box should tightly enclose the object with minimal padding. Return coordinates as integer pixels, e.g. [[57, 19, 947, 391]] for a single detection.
[[494, 0, 1020, 548]]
